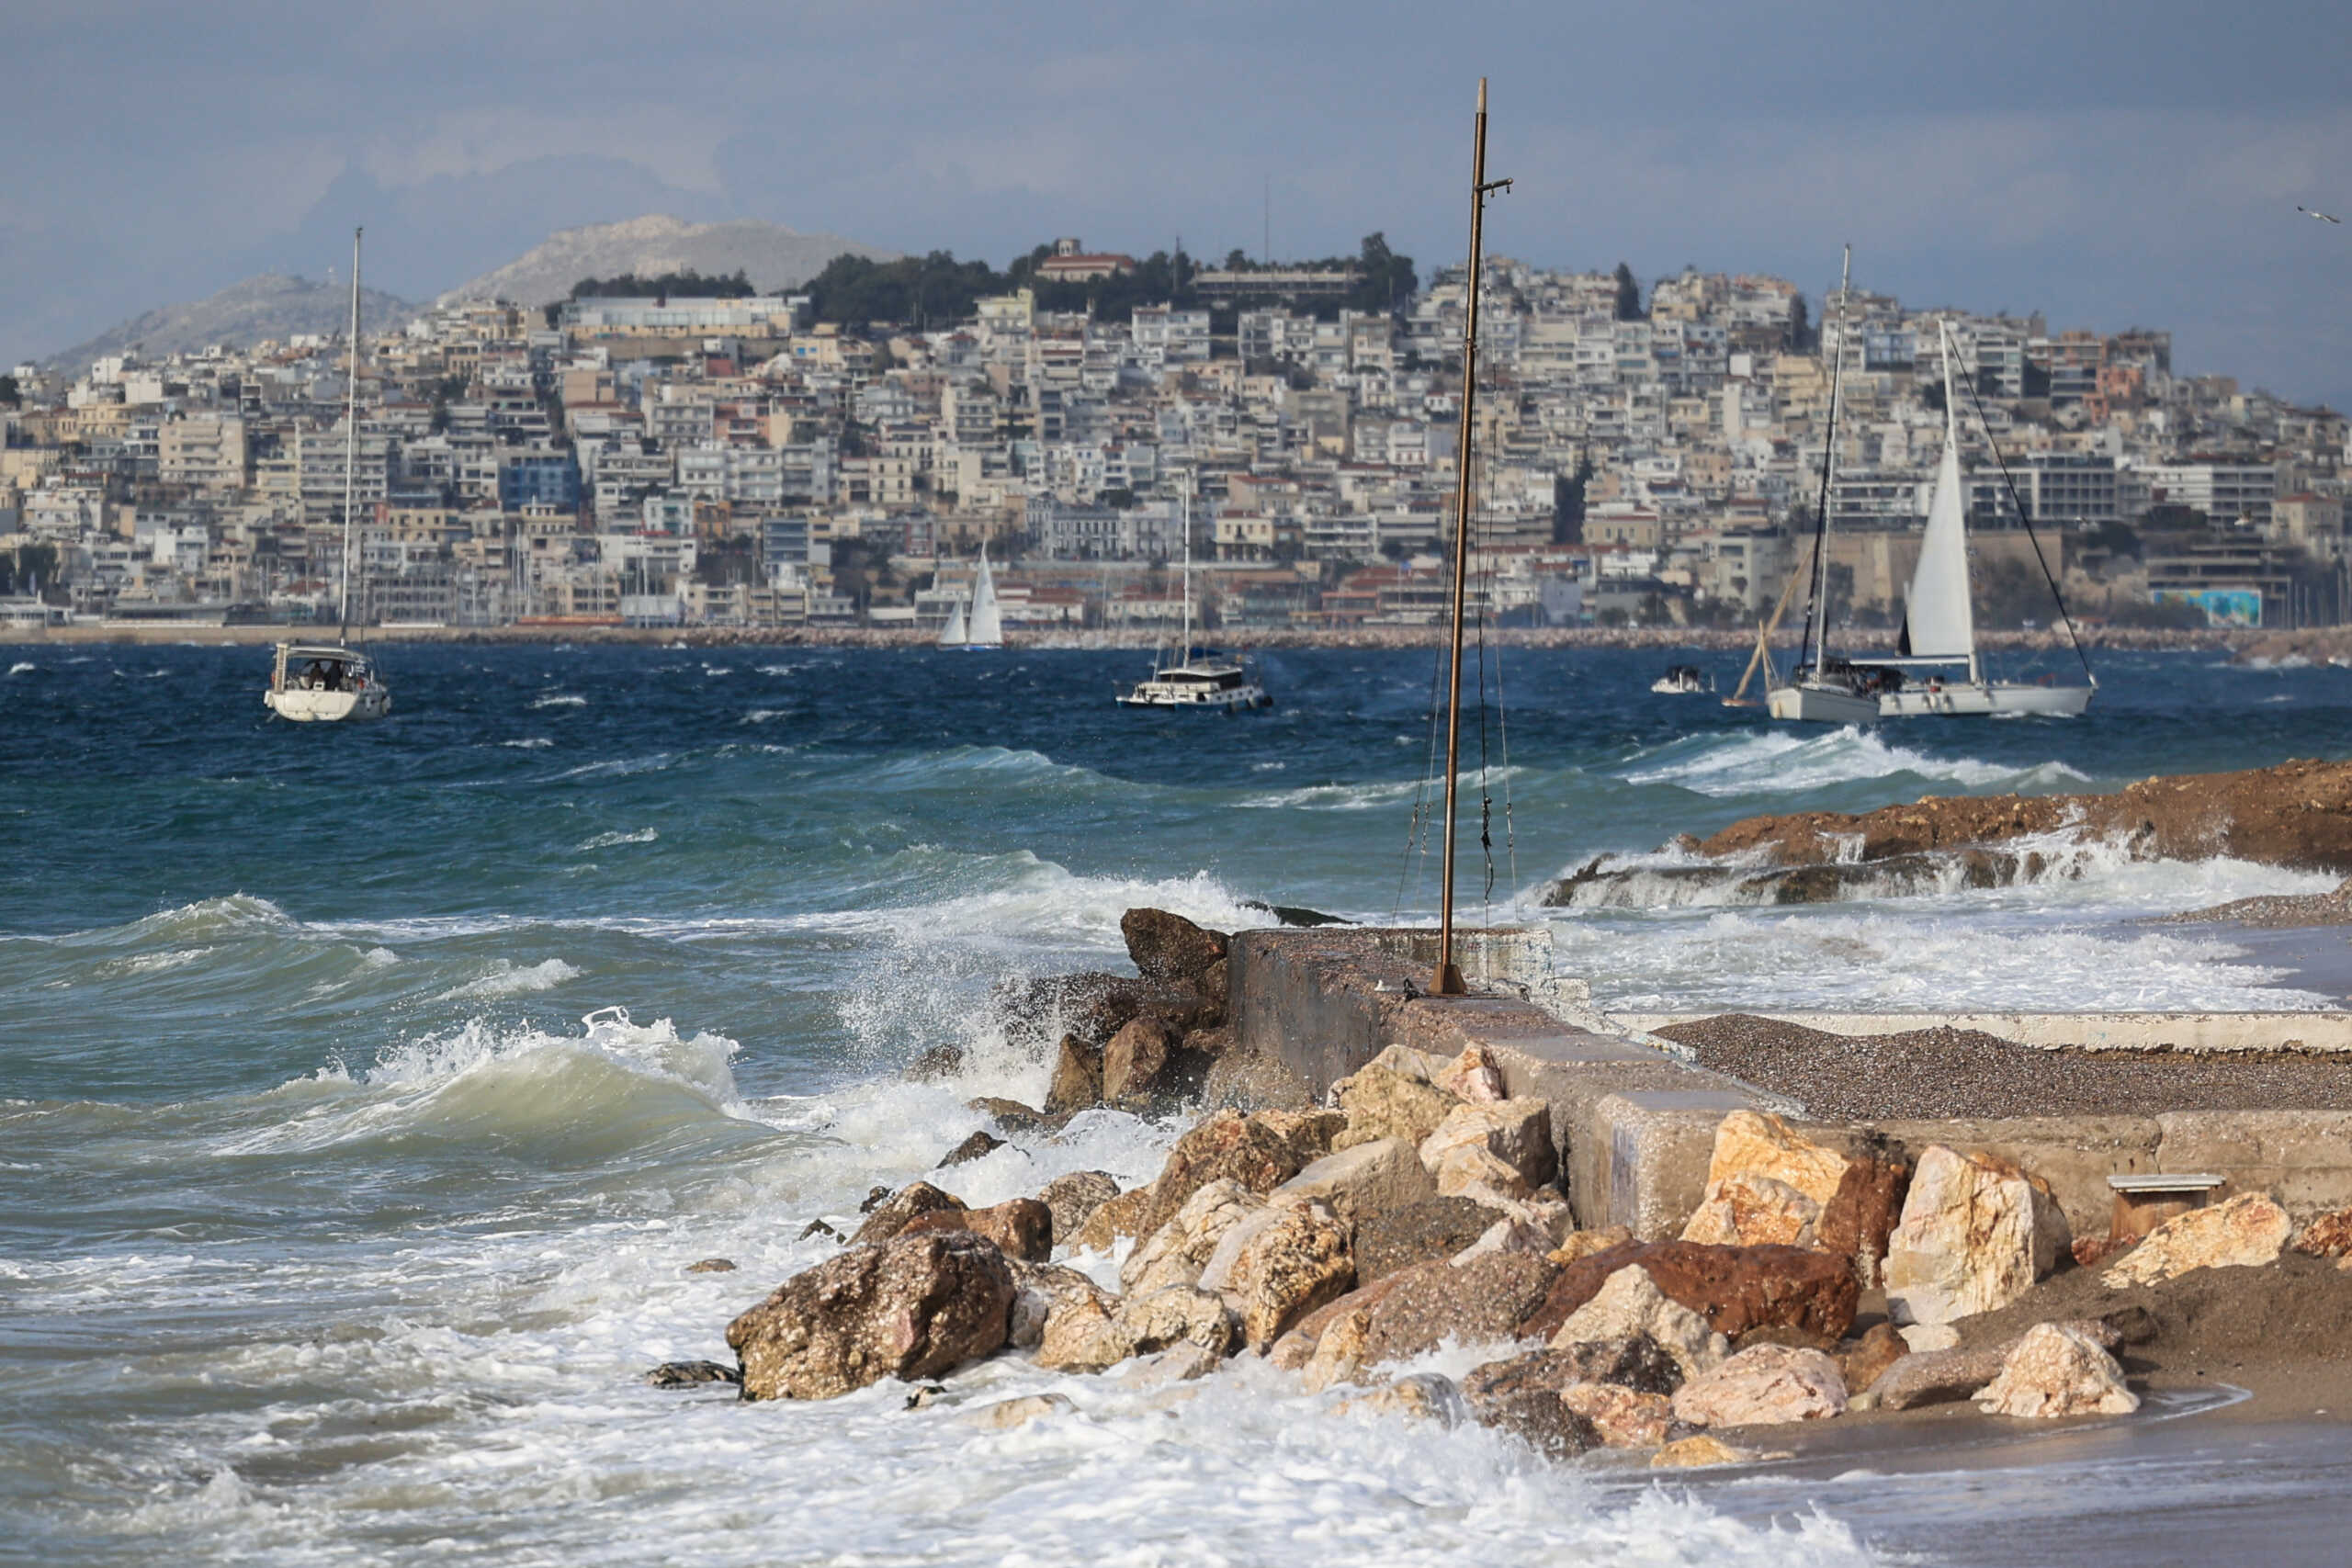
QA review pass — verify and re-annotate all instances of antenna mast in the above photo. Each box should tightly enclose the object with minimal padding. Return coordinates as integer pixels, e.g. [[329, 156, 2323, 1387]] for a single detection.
[[1434, 78, 1511, 996], [339, 226, 363, 641]]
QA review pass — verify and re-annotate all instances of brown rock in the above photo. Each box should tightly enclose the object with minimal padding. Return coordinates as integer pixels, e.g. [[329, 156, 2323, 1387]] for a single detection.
[[1118, 1284, 1239, 1359], [1817, 1151, 1912, 1289], [1035, 1292, 1133, 1372], [646, 1359, 741, 1387], [1836, 1322, 1908, 1395], [1278, 1138, 1440, 1224], [1006, 1259, 1109, 1348], [1036, 1170, 1120, 1243], [1043, 1034, 1103, 1115], [1559, 1382, 1676, 1447], [1431, 1045, 1507, 1103], [1548, 1267, 1729, 1382], [1124, 1179, 1265, 1296], [1184, 1024, 1238, 1057], [725, 1230, 1015, 1401], [1121, 908, 1228, 987], [1353, 1198, 1498, 1282], [1463, 1339, 1682, 1410], [1102, 1018, 1174, 1109], [1195, 957, 1231, 1026], [1286, 1273, 1405, 1358], [1337, 1372, 1466, 1427], [1228, 1201, 1356, 1348], [1362, 1251, 1561, 1365], [1070, 1183, 1158, 1253], [1137, 1109, 1345, 1240], [1865, 1344, 2009, 1410], [966, 1097, 1067, 1136], [1548, 1226, 1636, 1267], [1528, 1241, 1860, 1344], [1300, 1304, 1374, 1392], [684, 1258, 738, 1273], [1468, 1389, 1602, 1458], [967, 1198, 1053, 1262], [851, 1181, 967, 1247], [2295, 1207, 2352, 1258], [938, 1130, 1004, 1168], [1651, 1434, 1788, 1468]]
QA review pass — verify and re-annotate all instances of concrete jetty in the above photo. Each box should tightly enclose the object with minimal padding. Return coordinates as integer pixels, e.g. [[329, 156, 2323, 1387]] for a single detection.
[[1229, 925, 2352, 1243]]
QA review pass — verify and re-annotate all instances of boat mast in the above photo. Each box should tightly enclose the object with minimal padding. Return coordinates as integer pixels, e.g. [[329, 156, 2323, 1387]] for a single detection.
[[339, 225, 363, 643], [1434, 78, 1510, 997], [1804, 244, 1851, 676], [1180, 469, 1193, 660], [1939, 321, 1981, 686]]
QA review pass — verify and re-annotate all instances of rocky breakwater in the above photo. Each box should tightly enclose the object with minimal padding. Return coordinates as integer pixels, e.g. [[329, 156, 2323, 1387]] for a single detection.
[[1546, 758, 2352, 908]]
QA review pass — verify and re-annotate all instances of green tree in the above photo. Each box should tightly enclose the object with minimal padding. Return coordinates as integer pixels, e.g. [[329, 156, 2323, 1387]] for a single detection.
[[568, 268, 755, 301], [1612, 262, 1644, 321], [0, 374, 18, 406]]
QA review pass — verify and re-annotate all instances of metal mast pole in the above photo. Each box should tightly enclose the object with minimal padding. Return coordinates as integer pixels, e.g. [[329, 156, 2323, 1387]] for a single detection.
[[1807, 244, 1851, 674], [339, 226, 362, 641], [1434, 78, 1510, 996]]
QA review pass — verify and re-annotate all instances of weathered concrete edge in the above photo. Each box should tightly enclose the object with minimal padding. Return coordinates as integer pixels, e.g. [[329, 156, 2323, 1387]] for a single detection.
[[1611, 1010, 2352, 1054]]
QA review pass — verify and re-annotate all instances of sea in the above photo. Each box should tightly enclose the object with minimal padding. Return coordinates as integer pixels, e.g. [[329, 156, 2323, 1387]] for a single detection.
[[5, 642, 2351, 1567]]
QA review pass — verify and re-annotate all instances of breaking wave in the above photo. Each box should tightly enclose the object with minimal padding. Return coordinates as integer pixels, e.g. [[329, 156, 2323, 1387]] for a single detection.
[[530, 693, 587, 709], [1617, 726, 2089, 798]]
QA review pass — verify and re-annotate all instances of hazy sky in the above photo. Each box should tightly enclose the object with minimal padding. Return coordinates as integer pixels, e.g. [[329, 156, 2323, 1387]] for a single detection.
[[7, 0, 2349, 403]]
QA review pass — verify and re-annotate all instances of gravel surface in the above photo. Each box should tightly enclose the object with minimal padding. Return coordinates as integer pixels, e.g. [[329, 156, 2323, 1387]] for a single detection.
[[2154, 888, 2352, 928], [1658, 1014, 2352, 1121]]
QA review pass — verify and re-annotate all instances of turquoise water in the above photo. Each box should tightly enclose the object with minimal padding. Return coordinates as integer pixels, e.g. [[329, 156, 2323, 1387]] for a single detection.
[[2, 643, 2346, 1564]]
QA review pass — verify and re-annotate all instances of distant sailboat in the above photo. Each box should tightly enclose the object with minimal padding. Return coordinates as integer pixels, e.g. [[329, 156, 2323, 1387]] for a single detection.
[[265, 226, 390, 724], [1117, 472, 1271, 712], [938, 543, 1003, 650]]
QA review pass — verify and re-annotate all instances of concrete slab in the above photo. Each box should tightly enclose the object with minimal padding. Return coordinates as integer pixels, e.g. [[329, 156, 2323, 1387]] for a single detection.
[[1612, 1010, 2352, 1054]]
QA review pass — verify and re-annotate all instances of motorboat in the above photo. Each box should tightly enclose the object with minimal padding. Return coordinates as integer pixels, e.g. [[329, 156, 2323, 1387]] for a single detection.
[[1117, 473, 1272, 713], [1651, 663, 1713, 695]]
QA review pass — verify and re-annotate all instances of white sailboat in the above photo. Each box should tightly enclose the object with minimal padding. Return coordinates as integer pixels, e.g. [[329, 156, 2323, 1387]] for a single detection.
[[265, 226, 390, 724], [1117, 473, 1271, 712], [1875, 323, 2094, 718], [1768, 246, 1882, 725], [936, 544, 1003, 650]]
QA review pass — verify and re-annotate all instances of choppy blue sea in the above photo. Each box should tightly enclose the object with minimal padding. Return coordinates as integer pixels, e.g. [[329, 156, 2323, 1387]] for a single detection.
[[4, 642, 2348, 1565]]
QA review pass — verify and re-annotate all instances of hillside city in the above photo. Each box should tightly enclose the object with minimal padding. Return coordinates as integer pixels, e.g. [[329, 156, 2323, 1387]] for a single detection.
[[3, 234, 2347, 637]]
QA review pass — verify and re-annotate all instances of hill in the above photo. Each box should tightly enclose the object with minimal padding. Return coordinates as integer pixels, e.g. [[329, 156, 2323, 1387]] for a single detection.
[[44, 274, 420, 372], [438, 214, 896, 308]]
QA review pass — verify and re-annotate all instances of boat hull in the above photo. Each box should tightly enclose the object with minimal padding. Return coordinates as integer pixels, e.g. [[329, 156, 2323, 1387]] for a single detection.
[[1766, 682, 1881, 724], [1879, 682, 2092, 718], [1116, 683, 1272, 713], [264, 686, 390, 723]]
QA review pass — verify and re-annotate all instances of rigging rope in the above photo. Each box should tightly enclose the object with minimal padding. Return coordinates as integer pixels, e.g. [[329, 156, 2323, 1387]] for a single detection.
[[1957, 368, 2098, 686], [1394, 627, 1450, 922]]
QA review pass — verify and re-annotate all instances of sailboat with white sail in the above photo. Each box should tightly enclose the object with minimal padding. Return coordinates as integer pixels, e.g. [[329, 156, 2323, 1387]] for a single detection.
[[265, 226, 391, 724], [1874, 322, 2095, 717], [1117, 473, 1271, 711], [936, 543, 1004, 649]]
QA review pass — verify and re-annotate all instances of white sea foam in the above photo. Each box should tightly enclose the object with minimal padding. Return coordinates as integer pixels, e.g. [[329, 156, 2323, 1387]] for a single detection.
[[577, 828, 659, 850], [1241, 764, 1524, 812], [1619, 726, 2089, 798], [501, 736, 553, 749], [530, 693, 587, 709], [438, 957, 581, 999], [702, 663, 734, 676], [758, 663, 799, 676], [7, 660, 33, 675], [741, 708, 786, 725]]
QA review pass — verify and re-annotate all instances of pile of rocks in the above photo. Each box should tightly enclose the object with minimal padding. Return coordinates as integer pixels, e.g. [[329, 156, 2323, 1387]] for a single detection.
[[689, 908, 2338, 1464]]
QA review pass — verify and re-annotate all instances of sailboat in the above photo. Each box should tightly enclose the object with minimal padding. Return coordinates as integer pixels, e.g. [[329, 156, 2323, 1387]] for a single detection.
[[1767, 247, 1883, 725], [265, 226, 391, 723], [1873, 322, 2094, 717], [1117, 472, 1271, 711], [936, 543, 1004, 650]]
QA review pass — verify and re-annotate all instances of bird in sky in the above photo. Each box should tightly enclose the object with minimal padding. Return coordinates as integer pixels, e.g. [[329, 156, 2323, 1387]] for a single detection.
[[2299, 205, 2342, 224]]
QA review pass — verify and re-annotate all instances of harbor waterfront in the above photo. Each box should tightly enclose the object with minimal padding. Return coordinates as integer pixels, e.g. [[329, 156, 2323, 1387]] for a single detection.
[[8, 643, 2352, 1565]]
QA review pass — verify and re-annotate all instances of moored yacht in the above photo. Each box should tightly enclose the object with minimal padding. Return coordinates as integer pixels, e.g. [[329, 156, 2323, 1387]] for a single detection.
[[265, 226, 391, 725], [1116, 473, 1272, 713]]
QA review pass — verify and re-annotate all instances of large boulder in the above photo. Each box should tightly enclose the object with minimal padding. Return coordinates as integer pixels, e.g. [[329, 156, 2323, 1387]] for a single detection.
[[1548, 1265, 1728, 1382], [1817, 1150, 1913, 1290], [1034, 1292, 1133, 1373], [1883, 1145, 2069, 1325], [1560, 1382, 1677, 1447], [1035, 1170, 1121, 1243], [1331, 1064, 1460, 1152], [1866, 1344, 2009, 1411], [1974, 1323, 2139, 1418], [1117, 1284, 1239, 1359], [1702, 1110, 1850, 1207], [1102, 1018, 1175, 1109], [1463, 1343, 1676, 1452], [1300, 1303, 1375, 1392], [1466, 1388, 1601, 1458], [1837, 1322, 1908, 1397], [851, 1180, 967, 1247], [1043, 1034, 1104, 1115], [1123, 1178, 1265, 1296], [1137, 1109, 1345, 1238], [1121, 908, 1228, 988], [1278, 1137, 1440, 1223], [1431, 1045, 1507, 1103], [2101, 1192, 2291, 1289], [1679, 1171, 1821, 1249], [1226, 1201, 1356, 1348], [727, 1230, 1015, 1400], [1670, 1343, 1847, 1427], [2293, 1206, 2352, 1258], [1419, 1099, 1558, 1192], [1362, 1250, 1561, 1365], [1532, 1241, 1860, 1343]]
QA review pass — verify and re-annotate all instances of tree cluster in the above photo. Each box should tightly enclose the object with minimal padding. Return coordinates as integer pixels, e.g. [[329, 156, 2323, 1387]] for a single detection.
[[567, 268, 757, 301]]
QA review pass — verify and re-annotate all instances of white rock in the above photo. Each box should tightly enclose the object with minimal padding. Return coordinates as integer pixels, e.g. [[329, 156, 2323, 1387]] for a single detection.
[[1548, 1264, 1728, 1382], [964, 1393, 1075, 1430], [1121, 1178, 1265, 1296], [1670, 1344, 1848, 1428], [1419, 1098, 1557, 1190], [1883, 1145, 2069, 1326], [1974, 1323, 2139, 1419], [2101, 1192, 2291, 1289]]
